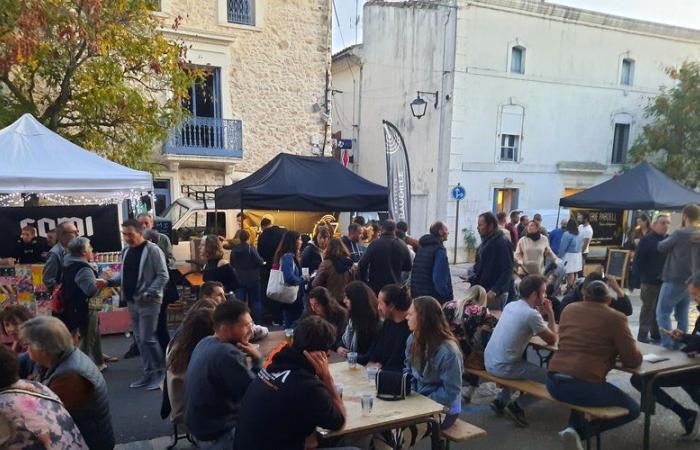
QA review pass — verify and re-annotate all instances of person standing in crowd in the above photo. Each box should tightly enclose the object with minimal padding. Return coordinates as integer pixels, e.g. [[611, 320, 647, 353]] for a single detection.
[[577, 212, 594, 263], [10, 225, 48, 264], [337, 281, 381, 360], [166, 308, 214, 428], [274, 230, 307, 328], [230, 229, 265, 323], [633, 214, 671, 343], [361, 284, 412, 371], [234, 316, 347, 450], [397, 221, 420, 251], [306, 286, 348, 348], [546, 281, 642, 449], [43, 222, 79, 293], [137, 213, 175, 267], [0, 345, 89, 450], [515, 221, 556, 276], [506, 210, 520, 244], [107, 219, 169, 390], [257, 217, 286, 325], [517, 215, 530, 239], [631, 272, 700, 440], [201, 235, 239, 294], [560, 272, 633, 317], [657, 203, 700, 349], [496, 212, 512, 243], [411, 221, 453, 303], [532, 213, 549, 237], [46, 229, 57, 249], [557, 218, 583, 291], [313, 237, 355, 305], [548, 218, 568, 256], [627, 214, 651, 250], [342, 223, 365, 263], [395, 227, 416, 262], [21, 316, 115, 450], [301, 225, 331, 277], [185, 301, 261, 449], [485, 275, 557, 427], [358, 220, 412, 294], [469, 212, 514, 310]]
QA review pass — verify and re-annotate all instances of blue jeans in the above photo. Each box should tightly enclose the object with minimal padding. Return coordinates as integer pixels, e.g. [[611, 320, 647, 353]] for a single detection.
[[282, 296, 303, 328], [195, 428, 235, 450], [546, 373, 640, 439], [656, 281, 690, 349], [236, 279, 262, 323], [128, 301, 164, 375], [489, 360, 547, 407]]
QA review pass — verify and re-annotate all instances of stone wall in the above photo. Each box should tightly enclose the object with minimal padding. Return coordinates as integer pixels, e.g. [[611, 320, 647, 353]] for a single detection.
[[178, 168, 226, 189], [162, 0, 332, 172]]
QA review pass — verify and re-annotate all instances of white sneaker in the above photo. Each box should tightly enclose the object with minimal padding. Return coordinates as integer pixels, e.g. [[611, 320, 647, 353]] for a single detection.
[[559, 427, 583, 450], [461, 385, 476, 403]]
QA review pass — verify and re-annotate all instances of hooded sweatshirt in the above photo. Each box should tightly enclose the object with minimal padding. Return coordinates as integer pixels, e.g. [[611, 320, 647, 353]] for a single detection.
[[658, 226, 700, 283], [313, 255, 355, 303]]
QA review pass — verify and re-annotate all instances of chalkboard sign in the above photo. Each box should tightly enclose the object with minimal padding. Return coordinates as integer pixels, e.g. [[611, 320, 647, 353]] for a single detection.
[[605, 249, 630, 281]]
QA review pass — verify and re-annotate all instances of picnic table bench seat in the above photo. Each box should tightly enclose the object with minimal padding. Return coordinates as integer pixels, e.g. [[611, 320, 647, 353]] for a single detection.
[[441, 418, 486, 448]]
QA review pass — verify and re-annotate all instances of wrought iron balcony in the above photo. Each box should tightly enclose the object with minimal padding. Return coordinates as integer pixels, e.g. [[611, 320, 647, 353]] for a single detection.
[[228, 0, 254, 25], [164, 117, 243, 158]]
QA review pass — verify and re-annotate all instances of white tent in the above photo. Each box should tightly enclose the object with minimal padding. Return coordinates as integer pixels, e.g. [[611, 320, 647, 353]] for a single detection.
[[0, 114, 152, 198]]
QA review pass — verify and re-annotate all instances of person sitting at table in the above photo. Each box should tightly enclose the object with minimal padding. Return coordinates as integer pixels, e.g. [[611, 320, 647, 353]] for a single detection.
[[184, 301, 261, 449], [360, 284, 412, 371], [546, 280, 642, 449], [201, 234, 239, 294], [337, 281, 382, 361], [485, 275, 557, 427], [200, 280, 226, 305], [306, 286, 348, 348], [630, 272, 700, 440], [560, 271, 633, 317], [235, 315, 350, 450], [166, 308, 214, 429], [1, 304, 33, 354]]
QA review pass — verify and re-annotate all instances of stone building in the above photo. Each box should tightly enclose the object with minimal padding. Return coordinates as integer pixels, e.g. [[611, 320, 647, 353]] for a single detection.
[[151, 0, 332, 213], [331, 0, 700, 261]]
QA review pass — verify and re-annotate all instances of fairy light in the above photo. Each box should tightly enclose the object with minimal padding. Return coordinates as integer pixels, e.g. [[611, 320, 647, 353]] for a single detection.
[[0, 190, 152, 208]]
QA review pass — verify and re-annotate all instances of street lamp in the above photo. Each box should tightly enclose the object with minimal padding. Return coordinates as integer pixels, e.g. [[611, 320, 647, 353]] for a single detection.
[[410, 91, 439, 119]]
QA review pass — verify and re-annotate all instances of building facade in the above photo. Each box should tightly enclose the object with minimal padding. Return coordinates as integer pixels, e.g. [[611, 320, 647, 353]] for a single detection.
[[152, 0, 332, 213], [331, 0, 700, 260]]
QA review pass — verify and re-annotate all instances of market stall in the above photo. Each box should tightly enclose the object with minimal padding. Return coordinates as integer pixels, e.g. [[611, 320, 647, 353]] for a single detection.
[[0, 113, 153, 334]]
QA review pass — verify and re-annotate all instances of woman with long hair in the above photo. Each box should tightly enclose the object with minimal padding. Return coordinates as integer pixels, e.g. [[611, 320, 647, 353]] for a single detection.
[[230, 229, 265, 322], [557, 218, 583, 291], [166, 309, 215, 425], [307, 286, 348, 348], [201, 235, 239, 293], [313, 237, 355, 304], [273, 230, 306, 327], [337, 281, 381, 359], [515, 221, 556, 276]]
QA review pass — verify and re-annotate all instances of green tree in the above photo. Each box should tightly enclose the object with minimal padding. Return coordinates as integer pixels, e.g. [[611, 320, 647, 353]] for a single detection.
[[0, 0, 196, 171], [630, 61, 700, 188]]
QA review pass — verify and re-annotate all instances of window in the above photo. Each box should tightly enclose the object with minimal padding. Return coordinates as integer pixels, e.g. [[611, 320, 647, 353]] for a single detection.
[[511, 46, 525, 74], [620, 58, 634, 85], [228, 0, 254, 25], [493, 188, 519, 213], [611, 123, 630, 164], [500, 135, 519, 161], [183, 68, 222, 119]]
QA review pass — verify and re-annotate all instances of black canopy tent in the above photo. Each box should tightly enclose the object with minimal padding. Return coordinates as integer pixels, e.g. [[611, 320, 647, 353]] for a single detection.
[[559, 161, 700, 210], [214, 153, 389, 212]]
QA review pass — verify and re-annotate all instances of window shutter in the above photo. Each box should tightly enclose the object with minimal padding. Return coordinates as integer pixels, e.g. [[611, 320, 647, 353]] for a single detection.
[[500, 105, 523, 136]]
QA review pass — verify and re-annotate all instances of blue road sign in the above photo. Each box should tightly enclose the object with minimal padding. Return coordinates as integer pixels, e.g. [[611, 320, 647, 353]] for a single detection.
[[451, 184, 466, 201], [337, 139, 353, 149]]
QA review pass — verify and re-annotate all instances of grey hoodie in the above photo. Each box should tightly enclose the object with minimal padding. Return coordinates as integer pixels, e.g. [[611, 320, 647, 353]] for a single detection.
[[62, 255, 98, 298], [658, 226, 700, 283]]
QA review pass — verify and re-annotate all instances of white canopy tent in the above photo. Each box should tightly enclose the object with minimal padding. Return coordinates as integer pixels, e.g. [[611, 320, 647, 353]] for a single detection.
[[0, 114, 152, 202]]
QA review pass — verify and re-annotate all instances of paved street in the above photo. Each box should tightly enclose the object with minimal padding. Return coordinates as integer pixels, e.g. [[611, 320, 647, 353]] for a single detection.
[[111, 264, 700, 449]]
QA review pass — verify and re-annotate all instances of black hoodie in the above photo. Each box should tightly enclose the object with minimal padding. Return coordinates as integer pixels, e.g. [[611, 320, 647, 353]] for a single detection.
[[235, 346, 344, 450]]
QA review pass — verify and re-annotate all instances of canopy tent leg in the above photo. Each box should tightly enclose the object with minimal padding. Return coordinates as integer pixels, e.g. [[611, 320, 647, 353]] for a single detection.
[[556, 206, 561, 226]]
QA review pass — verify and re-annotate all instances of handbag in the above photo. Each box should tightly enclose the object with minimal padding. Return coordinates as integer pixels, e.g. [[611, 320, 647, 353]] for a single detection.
[[376, 370, 411, 401], [266, 268, 299, 304]]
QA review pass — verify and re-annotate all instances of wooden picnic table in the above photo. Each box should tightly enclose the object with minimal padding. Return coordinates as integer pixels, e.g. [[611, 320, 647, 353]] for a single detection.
[[319, 362, 444, 449]]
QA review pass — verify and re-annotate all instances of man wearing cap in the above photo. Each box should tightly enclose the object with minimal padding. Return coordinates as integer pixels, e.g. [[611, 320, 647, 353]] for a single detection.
[[546, 280, 642, 449]]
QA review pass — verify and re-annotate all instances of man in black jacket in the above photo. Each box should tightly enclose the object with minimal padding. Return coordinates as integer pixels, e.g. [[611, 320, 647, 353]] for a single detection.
[[631, 272, 700, 440], [358, 220, 412, 294], [469, 212, 514, 310], [257, 217, 286, 324], [633, 214, 670, 342], [411, 221, 453, 303]]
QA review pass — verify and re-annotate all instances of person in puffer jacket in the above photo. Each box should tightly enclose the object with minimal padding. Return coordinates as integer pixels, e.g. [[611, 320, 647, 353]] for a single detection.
[[411, 222, 453, 303]]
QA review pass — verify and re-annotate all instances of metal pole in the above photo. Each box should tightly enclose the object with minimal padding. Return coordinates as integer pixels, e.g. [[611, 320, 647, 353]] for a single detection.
[[453, 199, 460, 264], [555, 206, 561, 227]]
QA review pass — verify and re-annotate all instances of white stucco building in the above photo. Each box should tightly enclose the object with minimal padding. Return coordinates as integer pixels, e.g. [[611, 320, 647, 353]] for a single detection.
[[331, 0, 700, 260]]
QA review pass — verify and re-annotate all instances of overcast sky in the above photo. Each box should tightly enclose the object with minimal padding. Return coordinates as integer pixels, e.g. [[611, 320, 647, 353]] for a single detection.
[[332, 0, 700, 52]]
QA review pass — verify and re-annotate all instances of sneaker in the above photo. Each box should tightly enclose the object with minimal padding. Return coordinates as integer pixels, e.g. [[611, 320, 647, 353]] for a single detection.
[[123, 344, 140, 359], [145, 372, 165, 391], [489, 399, 506, 417], [681, 411, 700, 440], [559, 427, 584, 450], [462, 385, 476, 403], [129, 374, 152, 389], [504, 401, 529, 427]]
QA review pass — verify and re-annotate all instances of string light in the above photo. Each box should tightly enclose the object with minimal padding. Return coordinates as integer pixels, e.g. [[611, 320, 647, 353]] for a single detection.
[[0, 190, 152, 208]]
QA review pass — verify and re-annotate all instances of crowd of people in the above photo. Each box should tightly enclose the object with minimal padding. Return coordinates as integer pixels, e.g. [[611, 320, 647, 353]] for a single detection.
[[2, 203, 700, 450]]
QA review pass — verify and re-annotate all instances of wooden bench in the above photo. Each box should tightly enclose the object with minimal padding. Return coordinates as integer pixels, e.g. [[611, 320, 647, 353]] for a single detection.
[[466, 369, 628, 450], [441, 418, 487, 449]]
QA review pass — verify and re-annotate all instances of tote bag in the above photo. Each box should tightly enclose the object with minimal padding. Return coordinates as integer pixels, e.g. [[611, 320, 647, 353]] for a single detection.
[[266, 268, 299, 304]]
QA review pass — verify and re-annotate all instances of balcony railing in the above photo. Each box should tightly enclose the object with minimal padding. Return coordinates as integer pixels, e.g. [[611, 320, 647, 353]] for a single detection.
[[164, 117, 243, 158], [228, 0, 254, 25]]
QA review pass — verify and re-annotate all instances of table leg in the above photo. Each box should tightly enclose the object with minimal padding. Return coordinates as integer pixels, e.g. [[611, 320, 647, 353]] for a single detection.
[[428, 416, 441, 450], [641, 376, 656, 450]]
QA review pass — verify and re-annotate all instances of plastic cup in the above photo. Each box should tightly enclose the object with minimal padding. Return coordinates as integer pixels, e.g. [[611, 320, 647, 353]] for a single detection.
[[347, 352, 358, 369], [361, 394, 374, 416], [284, 328, 294, 345], [334, 383, 343, 398], [367, 366, 379, 385], [302, 267, 310, 277]]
